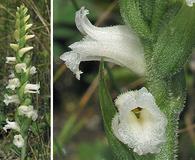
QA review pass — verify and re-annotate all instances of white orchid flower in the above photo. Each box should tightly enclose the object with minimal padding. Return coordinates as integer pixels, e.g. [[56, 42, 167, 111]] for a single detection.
[[3, 119, 20, 132], [24, 83, 40, 94], [3, 94, 20, 106], [186, 0, 195, 7], [112, 87, 167, 155], [13, 134, 24, 148], [18, 105, 38, 121], [6, 57, 16, 64], [60, 7, 145, 80], [6, 78, 20, 90]]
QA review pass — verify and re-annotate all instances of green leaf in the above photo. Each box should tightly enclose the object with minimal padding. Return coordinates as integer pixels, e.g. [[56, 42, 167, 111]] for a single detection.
[[119, 0, 151, 39], [99, 61, 135, 160]]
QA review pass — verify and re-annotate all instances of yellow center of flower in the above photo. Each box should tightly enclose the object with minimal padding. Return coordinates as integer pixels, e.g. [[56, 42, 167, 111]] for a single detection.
[[132, 107, 142, 119]]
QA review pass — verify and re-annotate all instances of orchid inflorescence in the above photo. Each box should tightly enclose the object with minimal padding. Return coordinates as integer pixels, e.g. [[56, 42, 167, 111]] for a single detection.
[[3, 5, 39, 155]]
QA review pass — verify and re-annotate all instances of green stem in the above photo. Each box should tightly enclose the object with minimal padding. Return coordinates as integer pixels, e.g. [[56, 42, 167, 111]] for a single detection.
[[147, 71, 186, 160]]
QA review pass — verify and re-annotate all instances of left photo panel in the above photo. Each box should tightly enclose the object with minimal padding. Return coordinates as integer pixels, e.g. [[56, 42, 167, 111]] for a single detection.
[[0, 0, 50, 159]]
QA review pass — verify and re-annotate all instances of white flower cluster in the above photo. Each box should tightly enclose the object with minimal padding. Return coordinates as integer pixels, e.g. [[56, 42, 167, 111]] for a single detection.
[[3, 6, 39, 148]]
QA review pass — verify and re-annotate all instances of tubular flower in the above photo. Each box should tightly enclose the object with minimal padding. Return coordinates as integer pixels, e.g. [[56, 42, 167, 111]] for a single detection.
[[3, 119, 20, 132], [112, 87, 167, 155], [186, 0, 195, 6], [6, 78, 20, 90], [6, 57, 16, 64], [60, 7, 145, 80], [13, 134, 24, 148], [24, 83, 40, 94], [18, 105, 38, 121], [3, 94, 20, 106]]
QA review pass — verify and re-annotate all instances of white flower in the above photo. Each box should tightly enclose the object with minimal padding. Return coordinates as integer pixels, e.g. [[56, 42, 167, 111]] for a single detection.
[[18, 105, 38, 121], [6, 57, 16, 64], [112, 87, 167, 155], [6, 78, 20, 90], [3, 94, 20, 106], [13, 134, 24, 148], [3, 119, 20, 132], [29, 66, 37, 75], [18, 46, 33, 57], [60, 7, 145, 80], [15, 63, 27, 73], [186, 0, 195, 7], [24, 83, 40, 94]]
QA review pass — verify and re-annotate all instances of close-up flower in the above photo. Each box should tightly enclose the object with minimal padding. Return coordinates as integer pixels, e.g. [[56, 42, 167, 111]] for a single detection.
[[112, 87, 167, 155], [60, 7, 145, 80]]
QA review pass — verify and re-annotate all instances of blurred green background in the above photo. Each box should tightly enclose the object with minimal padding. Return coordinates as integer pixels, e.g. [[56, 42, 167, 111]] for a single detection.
[[54, 0, 195, 160], [0, 0, 50, 159]]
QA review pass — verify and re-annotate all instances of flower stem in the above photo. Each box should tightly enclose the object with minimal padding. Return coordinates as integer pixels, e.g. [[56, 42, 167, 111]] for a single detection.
[[147, 71, 186, 160]]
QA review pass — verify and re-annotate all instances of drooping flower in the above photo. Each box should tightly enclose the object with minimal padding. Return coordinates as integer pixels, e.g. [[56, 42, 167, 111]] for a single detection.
[[6, 57, 16, 64], [24, 83, 40, 94], [60, 7, 145, 80], [6, 78, 20, 90], [186, 0, 195, 7], [13, 134, 24, 148], [18, 105, 38, 121], [3, 94, 20, 106], [15, 63, 27, 73], [3, 119, 20, 132], [112, 87, 167, 155]]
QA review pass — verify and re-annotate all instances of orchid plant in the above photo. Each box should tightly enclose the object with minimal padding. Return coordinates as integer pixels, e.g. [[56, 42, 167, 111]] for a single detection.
[[60, 0, 195, 159], [3, 5, 39, 160]]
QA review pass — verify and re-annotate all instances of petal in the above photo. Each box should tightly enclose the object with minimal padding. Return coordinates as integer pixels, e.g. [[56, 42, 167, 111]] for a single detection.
[[76, 7, 139, 42], [61, 38, 145, 79]]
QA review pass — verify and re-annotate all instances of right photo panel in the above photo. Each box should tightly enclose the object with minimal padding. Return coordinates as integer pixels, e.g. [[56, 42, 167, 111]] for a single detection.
[[54, 0, 195, 160]]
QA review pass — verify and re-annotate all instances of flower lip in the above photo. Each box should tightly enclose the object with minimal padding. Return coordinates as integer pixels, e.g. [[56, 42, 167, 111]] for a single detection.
[[112, 87, 167, 155]]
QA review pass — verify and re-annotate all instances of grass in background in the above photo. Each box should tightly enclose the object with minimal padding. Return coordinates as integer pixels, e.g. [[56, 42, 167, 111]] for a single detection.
[[0, 0, 50, 159]]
